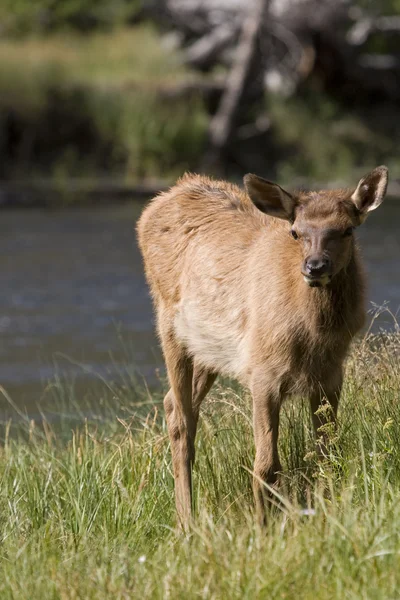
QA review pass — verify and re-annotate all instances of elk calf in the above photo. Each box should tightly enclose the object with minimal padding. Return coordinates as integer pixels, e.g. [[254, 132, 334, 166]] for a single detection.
[[137, 167, 388, 527]]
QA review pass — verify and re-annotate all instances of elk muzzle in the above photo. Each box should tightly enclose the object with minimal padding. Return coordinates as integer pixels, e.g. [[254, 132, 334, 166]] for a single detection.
[[302, 257, 332, 287]]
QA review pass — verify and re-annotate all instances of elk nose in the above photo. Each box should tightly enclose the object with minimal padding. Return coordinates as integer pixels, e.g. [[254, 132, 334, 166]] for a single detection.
[[305, 258, 331, 277]]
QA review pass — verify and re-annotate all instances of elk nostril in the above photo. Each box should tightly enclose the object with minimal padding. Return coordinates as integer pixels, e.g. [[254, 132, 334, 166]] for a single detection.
[[306, 259, 330, 276]]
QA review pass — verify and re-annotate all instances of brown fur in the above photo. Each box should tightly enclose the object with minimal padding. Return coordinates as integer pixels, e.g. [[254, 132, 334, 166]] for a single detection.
[[137, 167, 388, 527]]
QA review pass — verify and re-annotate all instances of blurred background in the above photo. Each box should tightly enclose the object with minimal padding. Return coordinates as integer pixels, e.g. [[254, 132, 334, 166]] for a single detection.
[[1, 0, 400, 418]]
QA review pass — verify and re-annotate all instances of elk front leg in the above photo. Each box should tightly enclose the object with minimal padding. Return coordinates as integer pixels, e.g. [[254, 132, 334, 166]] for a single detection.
[[251, 372, 282, 526]]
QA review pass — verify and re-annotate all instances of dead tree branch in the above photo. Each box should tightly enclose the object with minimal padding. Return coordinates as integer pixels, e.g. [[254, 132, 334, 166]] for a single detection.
[[205, 0, 269, 165]]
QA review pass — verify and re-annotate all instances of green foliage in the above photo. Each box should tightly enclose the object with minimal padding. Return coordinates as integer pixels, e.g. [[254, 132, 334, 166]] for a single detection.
[[1, 8, 400, 186], [0, 0, 142, 35], [269, 91, 400, 184], [0, 330, 400, 597], [0, 26, 207, 181], [357, 0, 400, 12]]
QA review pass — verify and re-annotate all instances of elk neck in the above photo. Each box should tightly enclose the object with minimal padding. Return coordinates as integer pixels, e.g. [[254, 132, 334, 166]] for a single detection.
[[290, 238, 366, 335]]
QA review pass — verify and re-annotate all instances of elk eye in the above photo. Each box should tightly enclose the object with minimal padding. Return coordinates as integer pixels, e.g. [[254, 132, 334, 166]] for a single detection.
[[291, 229, 298, 240], [343, 227, 354, 237]]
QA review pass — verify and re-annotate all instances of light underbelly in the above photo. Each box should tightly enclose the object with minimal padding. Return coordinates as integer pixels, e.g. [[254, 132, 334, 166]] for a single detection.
[[174, 298, 247, 376]]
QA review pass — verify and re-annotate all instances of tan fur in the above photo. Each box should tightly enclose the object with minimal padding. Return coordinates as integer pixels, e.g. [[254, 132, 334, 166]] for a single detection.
[[137, 168, 388, 527]]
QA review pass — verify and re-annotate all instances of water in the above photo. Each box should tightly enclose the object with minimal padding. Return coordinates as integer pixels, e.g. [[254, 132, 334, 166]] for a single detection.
[[1, 199, 399, 416], [0, 204, 159, 415]]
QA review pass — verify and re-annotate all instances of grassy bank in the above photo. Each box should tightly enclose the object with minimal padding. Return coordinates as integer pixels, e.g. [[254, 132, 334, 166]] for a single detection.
[[0, 24, 207, 182], [1, 329, 400, 598], [3, 21, 400, 191]]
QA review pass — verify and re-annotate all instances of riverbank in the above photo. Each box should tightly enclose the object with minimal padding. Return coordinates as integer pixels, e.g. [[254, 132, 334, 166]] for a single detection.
[[0, 25, 208, 185], [0, 178, 168, 207], [1, 331, 400, 598], [2, 21, 400, 205], [3, 177, 400, 209]]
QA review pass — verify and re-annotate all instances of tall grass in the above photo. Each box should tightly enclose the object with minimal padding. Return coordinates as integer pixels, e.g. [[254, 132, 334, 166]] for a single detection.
[[0, 25, 208, 182], [0, 330, 400, 598]]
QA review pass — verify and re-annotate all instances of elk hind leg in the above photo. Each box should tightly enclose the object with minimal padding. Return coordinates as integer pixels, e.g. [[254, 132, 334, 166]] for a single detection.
[[192, 363, 218, 426], [161, 327, 195, 529]]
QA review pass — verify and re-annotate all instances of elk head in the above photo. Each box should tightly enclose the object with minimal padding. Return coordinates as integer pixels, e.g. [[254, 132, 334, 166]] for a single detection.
[[244, 166, 388, 287]]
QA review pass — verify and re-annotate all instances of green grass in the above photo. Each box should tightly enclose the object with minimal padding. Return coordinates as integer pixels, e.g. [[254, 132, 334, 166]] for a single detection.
[[0, 329, 400, 598], [0, 26, 189, 89], [0, 25, 208, 182], [0, 0, 142, 36]]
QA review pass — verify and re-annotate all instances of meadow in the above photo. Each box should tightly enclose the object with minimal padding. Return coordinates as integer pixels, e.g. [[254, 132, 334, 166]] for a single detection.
[[0, 323, 400, 598]]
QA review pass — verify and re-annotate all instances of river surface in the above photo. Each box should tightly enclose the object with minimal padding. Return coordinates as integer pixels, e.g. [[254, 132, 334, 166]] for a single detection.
[[1, 199, 399, 417]]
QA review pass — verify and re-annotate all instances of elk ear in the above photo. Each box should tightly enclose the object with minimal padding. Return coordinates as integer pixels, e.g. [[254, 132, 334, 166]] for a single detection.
[[244, 174, 295, 221], [351, 166, 388, 220]]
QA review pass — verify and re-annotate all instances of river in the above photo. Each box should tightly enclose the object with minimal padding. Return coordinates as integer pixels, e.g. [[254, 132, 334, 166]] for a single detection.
[[1, 198, 399, 417]]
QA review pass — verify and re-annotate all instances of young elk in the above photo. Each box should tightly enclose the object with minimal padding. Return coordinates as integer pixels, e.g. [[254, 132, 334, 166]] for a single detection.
[[137, 166, 388, 527]]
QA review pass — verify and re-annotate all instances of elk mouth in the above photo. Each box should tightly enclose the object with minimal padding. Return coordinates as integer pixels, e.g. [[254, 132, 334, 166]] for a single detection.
[[302, 274, 331, 288]]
